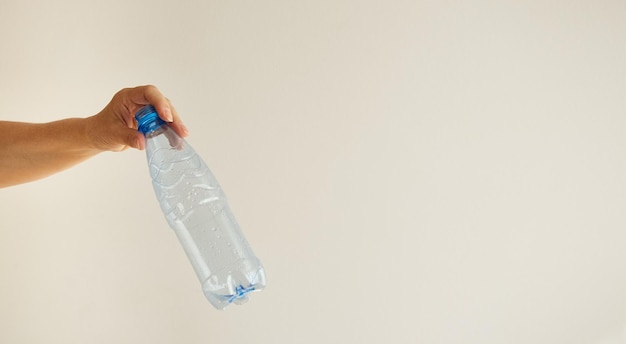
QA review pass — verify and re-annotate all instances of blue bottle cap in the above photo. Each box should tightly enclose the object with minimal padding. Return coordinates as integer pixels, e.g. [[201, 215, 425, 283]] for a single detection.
[[135, 105, 165, 134]]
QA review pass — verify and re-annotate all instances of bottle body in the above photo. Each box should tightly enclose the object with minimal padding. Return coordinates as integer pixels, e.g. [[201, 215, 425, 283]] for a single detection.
[[137, 106, 265, 309]]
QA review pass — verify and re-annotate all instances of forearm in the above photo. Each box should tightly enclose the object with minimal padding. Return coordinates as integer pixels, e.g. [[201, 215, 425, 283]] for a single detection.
[[0, 86, 186, 188], [0, 118, 100, 187]]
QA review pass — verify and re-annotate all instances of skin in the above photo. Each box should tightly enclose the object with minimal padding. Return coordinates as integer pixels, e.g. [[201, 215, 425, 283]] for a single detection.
[[0, 85, 189, 188]]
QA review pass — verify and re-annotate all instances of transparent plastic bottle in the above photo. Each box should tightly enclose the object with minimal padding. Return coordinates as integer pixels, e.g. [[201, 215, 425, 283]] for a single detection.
[[136, 105, 266, 310]]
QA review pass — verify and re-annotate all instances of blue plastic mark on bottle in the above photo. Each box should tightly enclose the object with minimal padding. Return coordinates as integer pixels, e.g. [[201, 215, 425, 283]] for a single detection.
[[136, 105, 165, 134], [227, 285, 256, 303]]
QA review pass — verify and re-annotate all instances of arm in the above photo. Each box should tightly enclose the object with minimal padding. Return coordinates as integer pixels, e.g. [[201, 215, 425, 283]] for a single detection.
[[0, 85, 188, 188]]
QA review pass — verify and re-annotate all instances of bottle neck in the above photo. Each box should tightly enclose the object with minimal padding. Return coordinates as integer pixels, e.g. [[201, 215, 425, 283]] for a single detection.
[[145, 125, 166, 139]]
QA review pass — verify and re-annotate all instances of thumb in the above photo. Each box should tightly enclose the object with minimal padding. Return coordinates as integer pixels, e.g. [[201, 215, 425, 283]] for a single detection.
[[123, 129, 146, 150]]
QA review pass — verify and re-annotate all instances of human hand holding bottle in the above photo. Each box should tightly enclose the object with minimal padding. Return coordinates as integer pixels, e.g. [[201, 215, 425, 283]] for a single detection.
[[86, 85, 189, 151], [0, 85, 187, 187]]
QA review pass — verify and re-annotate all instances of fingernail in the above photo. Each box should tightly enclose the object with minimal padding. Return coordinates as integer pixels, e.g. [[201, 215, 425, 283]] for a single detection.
[[164, 108, 173, 122]]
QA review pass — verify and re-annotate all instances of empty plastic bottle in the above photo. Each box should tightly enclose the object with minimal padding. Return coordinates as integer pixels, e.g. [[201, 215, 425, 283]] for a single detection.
[[136, 105, 266, 310]]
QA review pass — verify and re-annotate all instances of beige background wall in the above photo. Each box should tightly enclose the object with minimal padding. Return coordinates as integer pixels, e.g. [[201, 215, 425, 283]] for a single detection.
[[1, 0, 626, 343]]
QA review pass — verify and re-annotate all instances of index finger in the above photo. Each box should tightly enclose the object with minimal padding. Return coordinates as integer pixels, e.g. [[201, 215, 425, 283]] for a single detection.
[[128, 85, 174, 122]]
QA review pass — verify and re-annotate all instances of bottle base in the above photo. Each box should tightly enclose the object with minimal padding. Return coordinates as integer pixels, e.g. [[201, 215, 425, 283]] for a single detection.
[[201, 267, 266, 310]]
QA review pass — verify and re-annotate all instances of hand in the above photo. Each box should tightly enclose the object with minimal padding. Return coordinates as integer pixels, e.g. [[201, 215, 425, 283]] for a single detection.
[[85, 85, 189, 151]]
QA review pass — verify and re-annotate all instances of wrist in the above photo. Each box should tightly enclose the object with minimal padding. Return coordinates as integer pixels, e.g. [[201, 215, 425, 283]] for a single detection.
[[82, 115, 108, 153]]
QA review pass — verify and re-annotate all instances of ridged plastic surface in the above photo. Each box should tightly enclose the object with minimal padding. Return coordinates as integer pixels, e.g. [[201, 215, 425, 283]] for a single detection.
[[139, 110, 265, 309]]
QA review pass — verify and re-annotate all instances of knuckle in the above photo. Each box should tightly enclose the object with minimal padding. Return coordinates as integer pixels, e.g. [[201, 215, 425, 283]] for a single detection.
[[114, 87, 129, 98], [144, 84, 158, 92]]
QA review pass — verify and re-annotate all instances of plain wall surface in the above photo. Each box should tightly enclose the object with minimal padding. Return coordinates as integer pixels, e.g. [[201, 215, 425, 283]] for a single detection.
[[1, 0, 626, 343]]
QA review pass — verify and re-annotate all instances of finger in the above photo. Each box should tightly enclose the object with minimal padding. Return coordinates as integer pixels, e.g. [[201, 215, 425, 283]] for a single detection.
[[114, 123, 146, 150], [123, 128, 146, 151], [126, 85, 173, 122], [143, 86, 173, 122], [124, 85, 189, 138], [164, 127, 184, 149], [165, 101, 189, 137]]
